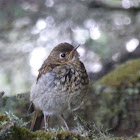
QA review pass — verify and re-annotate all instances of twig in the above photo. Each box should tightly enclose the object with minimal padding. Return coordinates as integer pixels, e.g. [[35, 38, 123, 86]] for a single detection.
[[0, 91, 4, 99]]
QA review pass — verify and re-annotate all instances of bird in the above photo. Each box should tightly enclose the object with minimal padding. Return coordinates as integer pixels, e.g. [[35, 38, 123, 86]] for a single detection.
[[29, 42, 89, 131]]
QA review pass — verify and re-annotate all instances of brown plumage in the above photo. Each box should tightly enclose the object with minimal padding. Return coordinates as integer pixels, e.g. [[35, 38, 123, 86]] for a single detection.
[[29, 42, 89, 131]]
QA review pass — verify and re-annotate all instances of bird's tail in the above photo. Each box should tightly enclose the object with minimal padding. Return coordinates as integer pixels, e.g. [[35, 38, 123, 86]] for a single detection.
[[27, 102, 44, 131], [30, 110, 44, 131]]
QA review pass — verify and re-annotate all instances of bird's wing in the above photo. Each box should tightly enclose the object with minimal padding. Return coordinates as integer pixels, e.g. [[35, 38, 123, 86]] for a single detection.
[[29, 60, 60, 131], [37, 61, 51, 82], [36, 59, 59, 83], [30, 110, 44, 131], [27, 102, 35, 115]]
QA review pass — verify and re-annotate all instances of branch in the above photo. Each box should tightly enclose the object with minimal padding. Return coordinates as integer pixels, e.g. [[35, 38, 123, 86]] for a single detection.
[[0, 91, 4, 99], [88, 0, 140, 12]]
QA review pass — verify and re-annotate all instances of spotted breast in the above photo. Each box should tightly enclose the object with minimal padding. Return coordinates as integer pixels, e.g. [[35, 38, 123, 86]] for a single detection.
[[30, 61, 89, 115]]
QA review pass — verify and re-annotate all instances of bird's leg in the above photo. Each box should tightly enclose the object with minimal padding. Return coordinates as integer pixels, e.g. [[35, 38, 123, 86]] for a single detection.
[[60, 114, 70, 131], [43, 112, 49, 130], [46, 115, 50, 127]]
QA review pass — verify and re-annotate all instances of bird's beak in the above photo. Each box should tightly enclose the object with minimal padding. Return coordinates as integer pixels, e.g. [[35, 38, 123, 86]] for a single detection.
[[68, 44, 80, 58]]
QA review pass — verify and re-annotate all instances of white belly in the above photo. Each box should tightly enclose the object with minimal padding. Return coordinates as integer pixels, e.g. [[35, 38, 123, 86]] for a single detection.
[[30, 65, 88, 115]]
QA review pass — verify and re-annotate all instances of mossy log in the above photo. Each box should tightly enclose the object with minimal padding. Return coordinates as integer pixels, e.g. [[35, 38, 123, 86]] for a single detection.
[[93, 59, 140, 135], [0, 113, 87, 140], [1, 113, 138, 140], [98, 59, 140, 87]]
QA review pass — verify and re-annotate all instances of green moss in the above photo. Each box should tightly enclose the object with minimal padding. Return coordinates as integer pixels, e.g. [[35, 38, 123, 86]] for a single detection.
[[1, 126, 87, 140], [0, 113, 9, 123], [0, 113, 88, 140], [0, 113, 9, 130], [98, 59, 140, 87], [0, 112, 139, 139], [10, 127, 35, 140], [93, 59, 140, 133]]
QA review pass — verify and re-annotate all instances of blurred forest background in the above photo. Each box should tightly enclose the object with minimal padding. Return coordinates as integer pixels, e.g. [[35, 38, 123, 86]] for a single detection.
[[1, 0, 140, 138]]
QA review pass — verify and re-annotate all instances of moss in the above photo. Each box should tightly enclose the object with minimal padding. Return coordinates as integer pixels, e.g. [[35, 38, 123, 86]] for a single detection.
[[98, 59, 140, 87], [1, 126, 87, 140], [93, 59, 140, 134], [0, 113, 88, 140], [0, 112, 139, 139], [0, 113, 9, 123], [0, 113, 9, 130], [10, 127, 35, 140]]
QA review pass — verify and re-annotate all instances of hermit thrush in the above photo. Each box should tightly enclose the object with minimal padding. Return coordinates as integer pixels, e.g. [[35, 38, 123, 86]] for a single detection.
[[29, 43, 89, 130]]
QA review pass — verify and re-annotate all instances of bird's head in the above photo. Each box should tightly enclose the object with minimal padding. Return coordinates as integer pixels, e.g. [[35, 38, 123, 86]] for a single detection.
[[48, 43, 80, 65]]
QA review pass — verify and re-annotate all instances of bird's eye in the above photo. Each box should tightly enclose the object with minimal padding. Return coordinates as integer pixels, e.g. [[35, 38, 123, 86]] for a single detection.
[[60, 53, 66, 58]]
